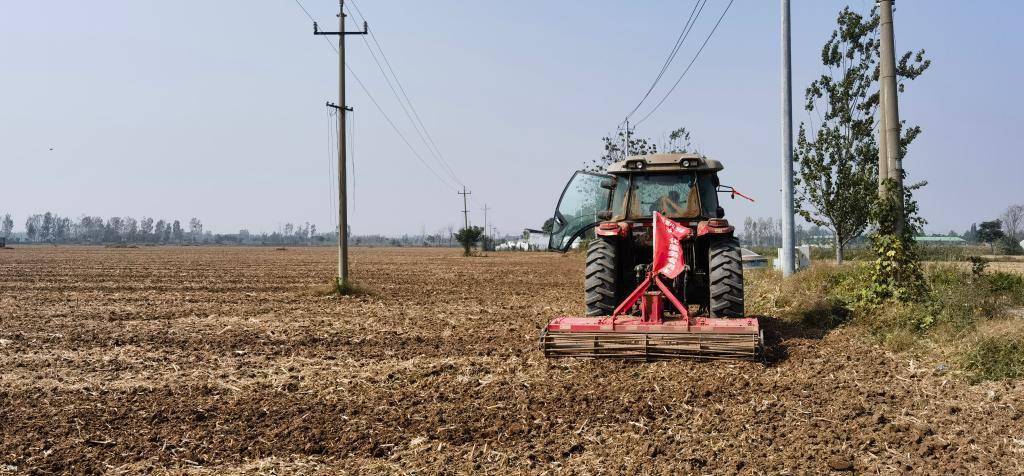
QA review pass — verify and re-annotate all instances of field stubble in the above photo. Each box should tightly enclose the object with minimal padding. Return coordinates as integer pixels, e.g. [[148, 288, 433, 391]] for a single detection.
[[1, 246, 1022, 474]]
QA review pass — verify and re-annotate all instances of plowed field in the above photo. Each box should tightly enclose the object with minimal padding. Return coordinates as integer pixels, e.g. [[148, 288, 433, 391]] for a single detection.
[[1, 246, 1022, 474]]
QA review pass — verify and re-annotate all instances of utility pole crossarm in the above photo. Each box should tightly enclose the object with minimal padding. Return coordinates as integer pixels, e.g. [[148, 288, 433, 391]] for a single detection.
[[326, 102, 353, 112], [313, 20, 368, 36]]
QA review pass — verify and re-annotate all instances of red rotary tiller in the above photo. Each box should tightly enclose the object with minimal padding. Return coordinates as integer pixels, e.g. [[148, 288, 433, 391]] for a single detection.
[[541, 213, 763, 361]]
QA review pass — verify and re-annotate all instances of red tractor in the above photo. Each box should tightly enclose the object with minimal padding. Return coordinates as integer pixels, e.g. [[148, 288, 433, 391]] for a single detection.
[[542, 153, 761, 360]]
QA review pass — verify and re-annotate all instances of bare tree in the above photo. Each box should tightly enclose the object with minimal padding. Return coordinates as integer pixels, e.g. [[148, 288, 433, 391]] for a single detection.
[[1001, 204, 1024, 241], [140, 217, 154, 241], [189, 218, 203, 243], [1, 214, 13, 238], [124, 217, 138, 242], [171, 220, 183, 243]]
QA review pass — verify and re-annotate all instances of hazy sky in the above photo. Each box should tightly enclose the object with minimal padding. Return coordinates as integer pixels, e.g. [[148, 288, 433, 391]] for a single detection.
[[2, 1, 1021, 236]]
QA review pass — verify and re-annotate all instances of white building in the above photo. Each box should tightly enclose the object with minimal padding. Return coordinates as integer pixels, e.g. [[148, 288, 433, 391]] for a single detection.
[[523, 229, 550, 250]]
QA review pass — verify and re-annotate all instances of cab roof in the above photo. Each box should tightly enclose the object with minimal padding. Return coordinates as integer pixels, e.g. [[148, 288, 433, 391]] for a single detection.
[[606, 153, 723, 174]]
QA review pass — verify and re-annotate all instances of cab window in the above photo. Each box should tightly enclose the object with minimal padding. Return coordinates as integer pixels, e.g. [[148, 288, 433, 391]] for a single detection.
[[697, 174, 719, 217], [628, 173, 701, 219]]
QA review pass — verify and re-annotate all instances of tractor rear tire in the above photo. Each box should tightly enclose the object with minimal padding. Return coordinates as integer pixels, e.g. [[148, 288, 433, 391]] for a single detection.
[[584, 239, 618, 316], [709, 236, 744, 318]]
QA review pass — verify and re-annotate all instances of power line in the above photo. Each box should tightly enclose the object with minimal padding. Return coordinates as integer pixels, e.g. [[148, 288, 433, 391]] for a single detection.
[[349, 108, 356, 209], [346, 63, 459, 191], [623, 0, 706, 123], [290, 0, 459, 192], [634, 0, 736, 127], [346, 0, 465, 187], [326, 108, 339, 231]]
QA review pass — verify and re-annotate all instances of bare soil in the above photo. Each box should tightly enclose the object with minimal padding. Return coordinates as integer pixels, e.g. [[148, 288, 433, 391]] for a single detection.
[[1, 246, 1022, 474]]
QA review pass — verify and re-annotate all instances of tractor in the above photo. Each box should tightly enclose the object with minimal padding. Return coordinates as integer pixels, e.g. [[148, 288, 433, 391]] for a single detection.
[[541, 153, 760, 360]]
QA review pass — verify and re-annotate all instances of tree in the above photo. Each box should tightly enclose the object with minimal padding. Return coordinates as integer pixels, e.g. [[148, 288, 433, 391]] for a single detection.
[[54, 217, 71, 242], [171, 220, 183, 243], [25, 216, 38, 241], [964, 223, 979, 243], [998, 236, 1023, 256], [41, 212, 54, 241], [1, 214, 13, 238], [541, 217, 555, 234], [978, 220, 1005, 253], [140, 217, 154, 241], [124, 217, 138, 242], [454, 226, 484, 257], [663, 127, 695, 154], [189, 218, 203, 243], [154, 220, 166, 243], [794, 6, 930, 263], [106, 217, 124, 242], [586, 126, 695, 172], [1001, 204, 1024, 241]]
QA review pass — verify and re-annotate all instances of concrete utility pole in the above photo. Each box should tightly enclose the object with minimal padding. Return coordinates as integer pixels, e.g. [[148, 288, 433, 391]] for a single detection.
[[482, 204, 491, 239], [878, 0, 904, 233], [314, 0, 367, 286], [458, 186, 471, 229], [780, 0, 796, 277], [877, 76, 889, 191]]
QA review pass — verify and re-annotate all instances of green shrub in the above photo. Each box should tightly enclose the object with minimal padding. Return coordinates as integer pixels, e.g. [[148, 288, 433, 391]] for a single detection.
[[917, 245, 970, 262], [963, 334, 1024, 382], [987, 272, 1024, 305], [998, 237, 1024, 256], [745, 263, 866, 329]]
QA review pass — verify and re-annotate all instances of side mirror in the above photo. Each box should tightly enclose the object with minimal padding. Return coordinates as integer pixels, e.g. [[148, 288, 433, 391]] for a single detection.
[[596, 210, 613, 220], [600, 178, 617, 190]]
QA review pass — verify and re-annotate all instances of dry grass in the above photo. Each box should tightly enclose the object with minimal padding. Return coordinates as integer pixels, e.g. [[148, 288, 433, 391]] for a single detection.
[[748, 259, 1024, 380]]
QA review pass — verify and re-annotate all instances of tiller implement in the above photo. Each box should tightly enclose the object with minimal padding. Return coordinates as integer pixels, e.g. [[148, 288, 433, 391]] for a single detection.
[[540, 153, 763, 361]]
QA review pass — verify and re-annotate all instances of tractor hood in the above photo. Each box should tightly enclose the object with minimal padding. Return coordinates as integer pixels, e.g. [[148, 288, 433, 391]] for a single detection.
[[607, 153, 724, 174]]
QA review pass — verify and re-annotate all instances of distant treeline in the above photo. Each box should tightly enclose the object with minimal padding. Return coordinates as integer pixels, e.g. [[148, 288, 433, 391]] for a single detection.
[[740, 217, 835, 247], [2, 212, 335, 245], [0, 211, 515, 247]]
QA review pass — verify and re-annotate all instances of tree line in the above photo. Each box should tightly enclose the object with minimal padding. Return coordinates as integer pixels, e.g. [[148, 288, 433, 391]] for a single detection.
[[1, 212, 340, 245], [740, 217, 836, 248], [0, 211, 518, 248]]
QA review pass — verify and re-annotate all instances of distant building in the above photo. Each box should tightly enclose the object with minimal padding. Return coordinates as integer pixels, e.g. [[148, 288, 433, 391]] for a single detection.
[[773, 245, 811, 271], [741, 248, 769, 269], [524, 228, 551, 251], [914, 236, 966, 245]]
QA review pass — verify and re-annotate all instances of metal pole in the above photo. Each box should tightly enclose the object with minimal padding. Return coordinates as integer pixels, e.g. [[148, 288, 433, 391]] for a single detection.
[[337, 0, 348, 284], [458, 186, 471, 229], [878, 0, 903, 233], [780, 0, 796, 277], [482, 204, 490, 239]]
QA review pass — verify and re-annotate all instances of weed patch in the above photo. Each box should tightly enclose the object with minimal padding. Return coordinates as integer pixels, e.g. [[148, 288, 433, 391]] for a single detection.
[[314, 278, 372, 297], [963, 334, 1024, 383], [750, 261, 1024, 382]]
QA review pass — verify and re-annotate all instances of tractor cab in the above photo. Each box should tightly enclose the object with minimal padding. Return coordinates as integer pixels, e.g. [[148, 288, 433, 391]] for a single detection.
[[548, 153, 726, 252]]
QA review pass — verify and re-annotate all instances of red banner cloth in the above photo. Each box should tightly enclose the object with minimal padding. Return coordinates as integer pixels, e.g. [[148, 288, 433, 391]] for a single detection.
[[652, 212, 692, 279]]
